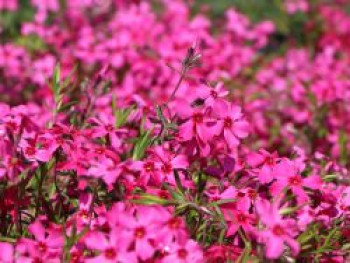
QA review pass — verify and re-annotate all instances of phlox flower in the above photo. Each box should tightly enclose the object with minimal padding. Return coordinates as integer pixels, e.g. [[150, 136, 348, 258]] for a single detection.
[[215, 103, 250, 149], [19, 132, 59, 163], [179, 107, 220, 156], [16, 219, 64, 261], [161, 239, 203, 263], [90, 112, 125, 149], [0, 242, 13, 263], [149, 146, 190, 186], [87, 157, 123, 187], [0, 0, 17, 11], [271, 159, 323, 204], [247, 149, 280, 184], [118, 206, 167, 260], [84, 230, 137, 263], [256, 198, 300, 259]]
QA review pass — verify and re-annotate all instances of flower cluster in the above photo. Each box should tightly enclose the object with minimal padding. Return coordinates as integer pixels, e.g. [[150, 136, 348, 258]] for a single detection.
[[0, 0, 350, 262]]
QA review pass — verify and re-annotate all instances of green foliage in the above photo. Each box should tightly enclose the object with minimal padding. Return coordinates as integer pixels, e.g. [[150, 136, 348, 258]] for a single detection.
[[0, 0, 35, 41]]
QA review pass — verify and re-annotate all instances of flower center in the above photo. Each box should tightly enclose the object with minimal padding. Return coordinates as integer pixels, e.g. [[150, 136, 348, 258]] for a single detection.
[[264, 156, 274, 166], [168, 217, 181, 229], [135, 227, 146, 239], [161, 163, 172, 174], [32, 258, 43, 263], [177, 248, 188, 259], [105, 125, 114, 132], [10, 157, 19, 166], [237, 213, 247, 223], [79, 209, 89, 220], [236, 213, 247, 223], [272, 225, 285, 236], [6, 121, 17, 130], [37, 241, 47, 253], [144, 162, 155, 173], [95, 147, 105, 154], [224, 117, 232, 128], [25, 146, 36, 156], [247, 189, 257, 199], [104, 248, 117, 259], [192, 113, 204, 124], [288, 175, 302, 186], [210, 90, 218, 98]]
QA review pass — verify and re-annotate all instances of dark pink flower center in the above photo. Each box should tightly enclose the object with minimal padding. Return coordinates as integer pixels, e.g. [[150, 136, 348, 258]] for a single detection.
[[135, 227, 146, 239], [56, 137, 64, 145], [247, 189, 257, 199], [210, 90, 218, 98], [32, 258, 43, 263], [25, 146, 36, 156], [105, 124, 114, 132], [6, 121, 18, 130], [264, 156, 274, 166], [143, 162, 155, 173], [10, 157, 19, 166], [178, 248, 188, 259], [37, 241, 47, 253], [288, 176, 302, 186], [192, 113, 204, 124], [104, 248, 117, 259], [237, 192, 245, 198], [236, 213, 247, 223], [95, 147, 105, 155], [161, 163, 172, 174], [70, 252, 82, 263], [272, 225, 285, 236], [79, 209, 89, 220], [168, 217, 181, 229], [224, 117, 232, 128]]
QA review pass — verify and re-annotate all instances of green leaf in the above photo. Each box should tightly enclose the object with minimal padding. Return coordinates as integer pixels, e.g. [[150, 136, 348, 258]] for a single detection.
[[114, 107, 134, 128], [132, 129, 153, 160], [57, 100, 78, 113], [173, 169, 185, 194], [130, 194, 170, 205]]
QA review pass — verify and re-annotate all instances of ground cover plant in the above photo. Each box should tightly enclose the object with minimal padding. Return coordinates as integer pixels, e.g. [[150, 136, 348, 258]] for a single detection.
[[0, 0, 350, 262]]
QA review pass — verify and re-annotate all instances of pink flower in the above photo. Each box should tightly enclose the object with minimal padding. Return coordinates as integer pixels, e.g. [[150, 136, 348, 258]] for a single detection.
[[216, 103, 250, 149], [179, 107, 220, 156], [16, 219, 64, 260], [256, 198, 300, 259], [90, 112, 125, 149], [247, 149, 280, 184], [31, 0, 59, 12], [87, 157, 123, 187], [84, 230, 137, 263], [19, 132, 59, 163], [271, 159, 323, 204], [0, 242, 14, 263], [197, 82, 229, 112], [0, 0, 17, 11], [150, 146, 189, 186], [118, 206, 165, 260], [161, 240, 203, 263]]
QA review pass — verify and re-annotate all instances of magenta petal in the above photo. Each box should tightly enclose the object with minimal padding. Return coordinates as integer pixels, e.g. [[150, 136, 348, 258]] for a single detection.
[[265, 236, 284, 259], [232, 120, 250, 138], [135, 240, 154, 260], [179, 121, 194, 141], [0, 242, 13, 262], [303, 175, 322, 189], [84, 232, 109, 250], [28, 221, 46, 241], [258, 165, 273, 184], [224, 129, 239, 148], [284, 236, 300, 257], [226, 223, 239, 236]]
